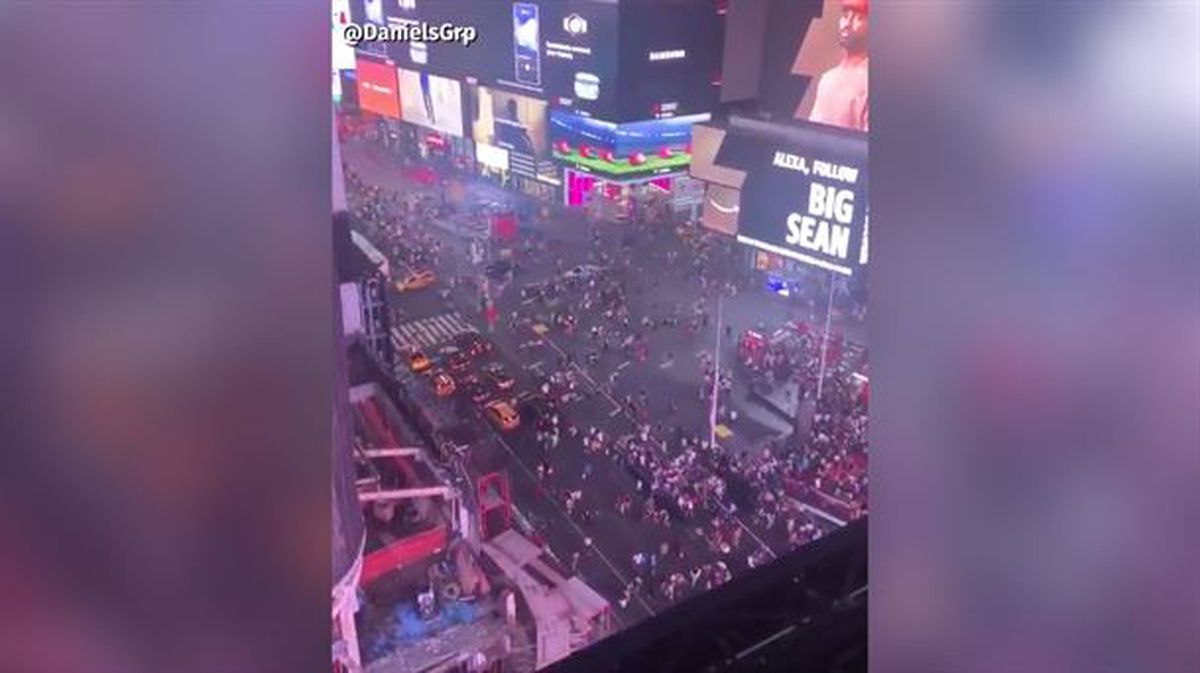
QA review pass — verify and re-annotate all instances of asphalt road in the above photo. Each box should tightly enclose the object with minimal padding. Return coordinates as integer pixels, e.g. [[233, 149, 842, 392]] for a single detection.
[[348, 141, 848, 630]]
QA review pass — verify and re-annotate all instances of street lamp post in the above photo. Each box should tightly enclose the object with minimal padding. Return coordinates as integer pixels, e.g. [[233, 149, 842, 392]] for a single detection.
[[709, 296, 723, 449]]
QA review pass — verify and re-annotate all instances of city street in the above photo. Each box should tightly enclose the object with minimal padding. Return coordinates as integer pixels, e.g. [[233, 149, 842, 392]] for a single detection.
[[345, 138, 853, 628]]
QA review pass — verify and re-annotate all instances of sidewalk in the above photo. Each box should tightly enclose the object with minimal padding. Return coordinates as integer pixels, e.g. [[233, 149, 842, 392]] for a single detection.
[[344, 138, 596, 243], [345, 138, 531, 213]]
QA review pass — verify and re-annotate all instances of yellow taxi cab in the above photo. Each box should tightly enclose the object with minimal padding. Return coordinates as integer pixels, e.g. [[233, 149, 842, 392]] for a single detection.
[[432, 371, 456, 397], [395, 269, 436, 292], [483, 399, 520, 431], [409, 350, 433, 373]]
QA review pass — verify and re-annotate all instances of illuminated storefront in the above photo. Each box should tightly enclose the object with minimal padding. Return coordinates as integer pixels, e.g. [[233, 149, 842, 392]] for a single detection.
[[474, 142, 511, 185]]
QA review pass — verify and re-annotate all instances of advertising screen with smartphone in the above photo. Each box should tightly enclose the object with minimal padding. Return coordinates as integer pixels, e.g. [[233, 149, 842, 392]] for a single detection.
[[372, 1, 619, 119], [513, 3, 542, 87]]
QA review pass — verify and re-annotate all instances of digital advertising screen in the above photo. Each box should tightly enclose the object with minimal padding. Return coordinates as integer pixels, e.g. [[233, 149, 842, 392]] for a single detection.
[[616, 0, 723, 121], [363, 0, 386, 27], [397, 68, 465, 137], [380, 0, 620, 121], [532, 0, 620, 120], [512, 3, 543, 87], [384, 0, 499, 76], [760, 0, 869, 133], [339, 70, 359, 110], [549, 110, 704, 178], [332, 0, 357, 72], [355, 55, 401, 119], [469, 83, 554, 180], [716, 118, 868, 276]]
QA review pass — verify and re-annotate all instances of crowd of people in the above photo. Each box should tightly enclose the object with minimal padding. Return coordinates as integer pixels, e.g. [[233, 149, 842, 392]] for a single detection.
[[344, 162, 517, 320], [795, 372, 869, 516], [341, 112, 869, 618], [732, 323, 871, 520], [513, 211, 871, 507], [468, 182, 869, 604], [618, 554, 734, 610], [534, 409, 833, 609], [345, 166, 445, 272]]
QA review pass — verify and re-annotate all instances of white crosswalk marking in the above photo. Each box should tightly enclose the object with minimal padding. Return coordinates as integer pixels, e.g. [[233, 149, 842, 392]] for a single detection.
[[390, 312, 478, 352], [430, 315, 459, 341]]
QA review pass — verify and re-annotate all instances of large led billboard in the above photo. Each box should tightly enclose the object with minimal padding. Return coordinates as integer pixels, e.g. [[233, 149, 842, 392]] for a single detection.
[[760, 0, 869, 132], [715, 118, 868, 276], [469, 83, 555, 181], [362, 0, 386, 27], [616, 0, 723, 121], [549, 110, 705, 179], [355, 55, 401, 119], [525, 0, 620, 119], [374, 1, 722, 123], [332, 0, 357, 71], [383, 1, 498, 75], [339, 70, 359, 110], [397, 68, 465, 137], [381, 1, 621, 119]]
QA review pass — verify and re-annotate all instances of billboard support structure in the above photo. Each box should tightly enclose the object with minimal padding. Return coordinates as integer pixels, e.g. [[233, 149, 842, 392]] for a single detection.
[[709, 296, 723, 449]]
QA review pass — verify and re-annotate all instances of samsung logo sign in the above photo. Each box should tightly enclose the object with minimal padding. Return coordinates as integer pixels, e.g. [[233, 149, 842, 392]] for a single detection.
[[648, 49, 686, 62]]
